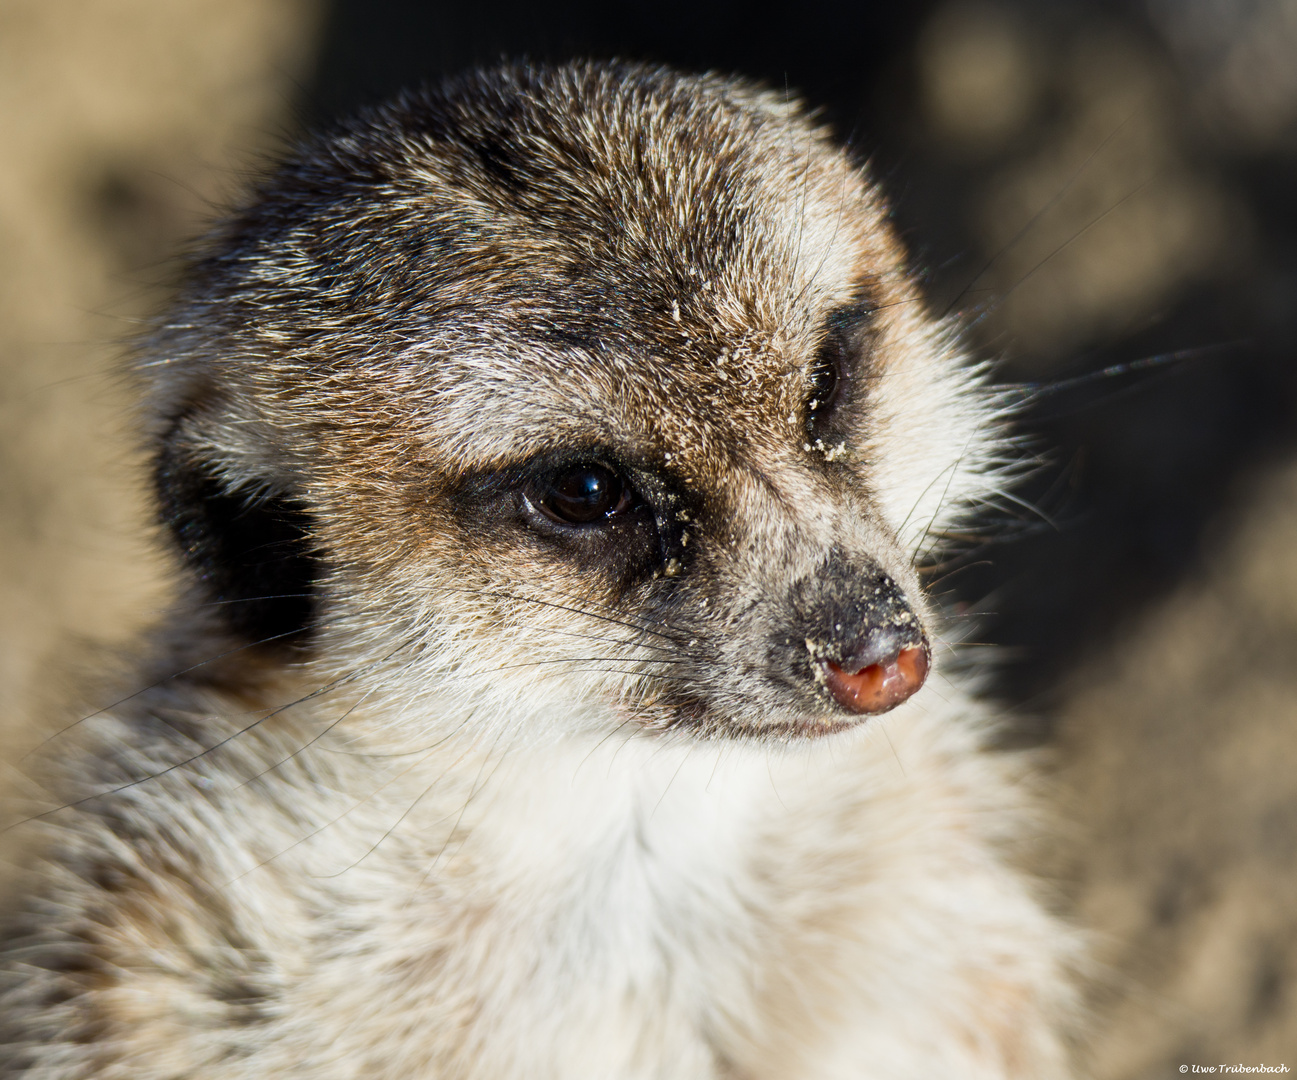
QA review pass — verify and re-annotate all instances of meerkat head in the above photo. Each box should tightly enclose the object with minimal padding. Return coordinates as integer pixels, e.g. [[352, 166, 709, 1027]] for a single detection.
[[142, 62, 1005, 742]]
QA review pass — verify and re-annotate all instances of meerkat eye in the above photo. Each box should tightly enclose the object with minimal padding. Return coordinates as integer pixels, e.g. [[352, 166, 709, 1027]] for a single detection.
[[806, 335, 845, 434], [538, 464, 633, 525]]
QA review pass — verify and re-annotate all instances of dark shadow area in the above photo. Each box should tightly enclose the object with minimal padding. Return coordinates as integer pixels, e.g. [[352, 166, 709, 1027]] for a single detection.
[[306, 0, 933, 142], [307, 0, 1297, 722]]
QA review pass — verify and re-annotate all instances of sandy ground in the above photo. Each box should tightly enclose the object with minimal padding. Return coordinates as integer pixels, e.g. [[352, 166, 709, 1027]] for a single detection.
[[0, 0, 321, 743], [1054, 464, 1297, 1076], [0, 1, 1294, 1074]]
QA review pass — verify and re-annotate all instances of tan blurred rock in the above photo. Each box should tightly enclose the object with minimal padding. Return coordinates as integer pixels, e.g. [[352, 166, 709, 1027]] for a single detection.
[[0, 0, 322, 751], [1055, 461, 1297, 1077]]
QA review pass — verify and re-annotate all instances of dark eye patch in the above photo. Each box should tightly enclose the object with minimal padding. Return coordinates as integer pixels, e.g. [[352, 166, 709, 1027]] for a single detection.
[[806, 301, 874, 442], [445, 451, 673, 593], [807, 338, 843, 419]]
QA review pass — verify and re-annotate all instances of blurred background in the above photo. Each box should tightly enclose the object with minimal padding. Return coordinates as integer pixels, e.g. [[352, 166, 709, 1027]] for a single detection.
[[2, 0, 1296, 1073]]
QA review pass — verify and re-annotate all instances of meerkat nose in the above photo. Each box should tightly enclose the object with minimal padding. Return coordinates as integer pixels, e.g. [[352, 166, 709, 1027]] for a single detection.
[[821, 635, 929, 715]]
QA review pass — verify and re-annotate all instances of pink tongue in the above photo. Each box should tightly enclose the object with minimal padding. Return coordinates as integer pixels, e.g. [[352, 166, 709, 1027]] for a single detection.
[[822, 647, 928, 715]]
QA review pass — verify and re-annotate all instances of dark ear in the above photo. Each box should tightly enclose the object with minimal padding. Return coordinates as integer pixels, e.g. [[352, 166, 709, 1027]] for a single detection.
[[154, 424, 322, 646]]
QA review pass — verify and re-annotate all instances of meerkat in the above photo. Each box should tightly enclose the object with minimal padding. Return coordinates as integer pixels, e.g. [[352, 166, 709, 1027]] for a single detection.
[[0, 61, 1079, 1078]]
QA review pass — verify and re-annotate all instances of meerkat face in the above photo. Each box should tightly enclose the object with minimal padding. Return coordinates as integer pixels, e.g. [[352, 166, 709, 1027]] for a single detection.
[[145, 63, 1004, 741]]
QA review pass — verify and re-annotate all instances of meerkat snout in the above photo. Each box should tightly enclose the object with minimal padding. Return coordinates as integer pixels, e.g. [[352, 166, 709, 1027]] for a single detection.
[[789, 558, 930, 715]]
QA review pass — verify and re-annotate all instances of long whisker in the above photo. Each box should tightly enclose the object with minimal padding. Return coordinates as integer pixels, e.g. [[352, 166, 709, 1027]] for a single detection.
[[988, 487, 1060, 531], [792, 161, 853, 311], [5, 632, 424, 832], [520, 623, 679, 656], [319, 727, 489, 881], [649, 751, 692, 819], [561, 669, 695, 682], [941, 111, 1134, 318], [234, 686, 379, 789], [470, 588, 690, 645], [147, 593, 314, 616], [515, 579, 696, 640], [574, 717, 640, 776], [19, 624, 319, 762], [987, 173, 1160, 314], [219, 734, 449, 886], [921, 559, 996, 592], [486, 656, 691, 672], [909, 431, 983, 567], [785, 77, 812, 310], [1011, 341, 1247, 415], [408, 731, 513, 900], [898, 456, 964, 552]]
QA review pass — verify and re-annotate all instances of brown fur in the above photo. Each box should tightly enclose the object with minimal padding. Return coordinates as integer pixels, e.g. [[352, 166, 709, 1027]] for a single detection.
[[0, 62, 1077, 1078]]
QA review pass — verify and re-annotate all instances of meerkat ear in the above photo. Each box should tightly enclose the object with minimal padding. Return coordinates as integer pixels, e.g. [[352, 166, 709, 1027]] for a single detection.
[[153, 421, 322, 646]]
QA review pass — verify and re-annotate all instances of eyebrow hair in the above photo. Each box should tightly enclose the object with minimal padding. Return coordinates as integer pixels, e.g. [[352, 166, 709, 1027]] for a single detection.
[[821, 292, 879, 335]]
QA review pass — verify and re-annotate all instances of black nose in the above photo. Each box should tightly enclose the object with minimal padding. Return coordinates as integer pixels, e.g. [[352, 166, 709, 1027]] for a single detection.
[[788, 557, 930, 716]]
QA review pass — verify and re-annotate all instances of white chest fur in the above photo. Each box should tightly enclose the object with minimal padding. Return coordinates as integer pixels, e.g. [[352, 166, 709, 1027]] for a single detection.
[[271, 737, 770, 1078], [209, 683, 1072, 1079]]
